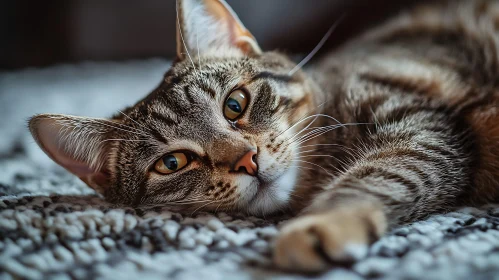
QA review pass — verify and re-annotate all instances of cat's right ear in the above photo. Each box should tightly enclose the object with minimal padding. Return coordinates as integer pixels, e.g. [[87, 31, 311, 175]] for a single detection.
[[176, 0, 262, 60], [29, 114, 117, 194]]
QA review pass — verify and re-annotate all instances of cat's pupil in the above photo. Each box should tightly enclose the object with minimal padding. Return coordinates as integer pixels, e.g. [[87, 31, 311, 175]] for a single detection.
[[163, 155, 178, 170], [227, 98, 242, 113]]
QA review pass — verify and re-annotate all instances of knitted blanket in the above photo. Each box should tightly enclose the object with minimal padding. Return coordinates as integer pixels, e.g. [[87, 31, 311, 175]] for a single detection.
[[1, 59, 498, 280]]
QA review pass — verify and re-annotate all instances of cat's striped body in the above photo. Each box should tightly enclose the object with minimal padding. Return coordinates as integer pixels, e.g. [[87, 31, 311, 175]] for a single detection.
[[29, 0, 499, 273], [276, 1, 499, 270], [295, 0, 499, 218]]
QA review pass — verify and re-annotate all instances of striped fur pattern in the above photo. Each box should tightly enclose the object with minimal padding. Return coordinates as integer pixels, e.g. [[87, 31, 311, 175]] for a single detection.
[[29, 0, 499, 273]]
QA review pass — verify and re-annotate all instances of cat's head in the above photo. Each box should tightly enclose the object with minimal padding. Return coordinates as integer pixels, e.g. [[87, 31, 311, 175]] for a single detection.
[[29, 0, 319, 215]]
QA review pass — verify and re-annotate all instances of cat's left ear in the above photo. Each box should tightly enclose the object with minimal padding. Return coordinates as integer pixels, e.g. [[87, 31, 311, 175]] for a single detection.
[[28, 114, 118, 194], [176, 0, 262, 59]]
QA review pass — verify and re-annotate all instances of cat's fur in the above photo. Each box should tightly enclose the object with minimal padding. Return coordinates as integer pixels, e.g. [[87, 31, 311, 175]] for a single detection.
[[29, 0, 499, 273]]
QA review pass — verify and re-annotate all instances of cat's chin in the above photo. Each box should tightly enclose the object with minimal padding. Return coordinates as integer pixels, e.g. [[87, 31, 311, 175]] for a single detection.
[[244, 165, 299, 216]]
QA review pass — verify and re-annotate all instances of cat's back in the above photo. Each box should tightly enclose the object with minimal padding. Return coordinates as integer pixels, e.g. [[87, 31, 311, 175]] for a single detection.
[[314, 0, 499, 98], [309, 0, 499, 204]]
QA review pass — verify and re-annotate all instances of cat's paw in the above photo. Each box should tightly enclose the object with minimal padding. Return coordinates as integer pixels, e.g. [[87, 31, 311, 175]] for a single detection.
[[272, 207, 386, 273]]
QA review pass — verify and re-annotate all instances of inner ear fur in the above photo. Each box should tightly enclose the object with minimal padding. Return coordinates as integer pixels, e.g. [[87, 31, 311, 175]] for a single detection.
[[29, 114, 118, 194], [176, 0, 262, 60]]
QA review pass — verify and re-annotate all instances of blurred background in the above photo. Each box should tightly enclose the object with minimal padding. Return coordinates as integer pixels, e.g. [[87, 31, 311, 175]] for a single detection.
[[0, 0, 428, 70], [0, 0, 430, 175]]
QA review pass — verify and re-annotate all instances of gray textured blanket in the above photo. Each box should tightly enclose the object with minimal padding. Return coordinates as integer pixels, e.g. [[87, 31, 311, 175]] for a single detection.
[[1, 59, 499, 280]]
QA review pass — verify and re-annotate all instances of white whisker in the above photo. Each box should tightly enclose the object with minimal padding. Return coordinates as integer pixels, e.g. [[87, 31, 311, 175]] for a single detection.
[[117, 110, 151, 134], [291, 159, 335, 177], [100, 139, 149, 144], [290, 165, 317, 173], [196, 21, 201, 67], [288, 14, 346, 76], [299, 143, 353, 150], [89, 119, 149, 137], [139, 197, 211, 208], [296, 154, 341, 160], [191, 201, 217, 216], [275, 100, 328, 139], [176, 0, 197, 71], [296, 144, 346, 155], [293, 123, 370, 146], [292, 124, 344, 145], [285, 114, 343, 142], [168, 200, 211, 206]]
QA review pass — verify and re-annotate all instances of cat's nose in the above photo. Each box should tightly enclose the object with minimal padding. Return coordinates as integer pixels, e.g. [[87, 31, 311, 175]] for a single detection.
[[234, 150, 258, 176]]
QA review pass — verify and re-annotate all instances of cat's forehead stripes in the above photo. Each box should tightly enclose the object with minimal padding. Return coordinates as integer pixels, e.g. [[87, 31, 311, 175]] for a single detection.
[[166, 65, 244, 100], [130, 58, 309, 145], [249, 71, 300, 84], [248, 83, 279, 125]]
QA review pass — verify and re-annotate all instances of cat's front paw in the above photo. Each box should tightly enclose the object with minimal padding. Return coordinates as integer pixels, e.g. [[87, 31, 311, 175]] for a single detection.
[[272, 207, 386, 273]]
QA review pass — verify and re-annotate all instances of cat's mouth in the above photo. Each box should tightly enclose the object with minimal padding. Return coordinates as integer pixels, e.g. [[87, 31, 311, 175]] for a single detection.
[[244, 165, 299, 215]]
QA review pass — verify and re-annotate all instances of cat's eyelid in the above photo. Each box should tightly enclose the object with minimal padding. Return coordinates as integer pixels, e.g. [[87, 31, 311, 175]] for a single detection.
[[164, 141, 206, 158], [214, 77, 243, 104], [247, 71, 297, 85]]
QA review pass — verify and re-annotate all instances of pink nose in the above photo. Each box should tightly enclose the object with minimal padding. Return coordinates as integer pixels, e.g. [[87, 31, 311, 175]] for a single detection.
[[234, 150, 258, 176]]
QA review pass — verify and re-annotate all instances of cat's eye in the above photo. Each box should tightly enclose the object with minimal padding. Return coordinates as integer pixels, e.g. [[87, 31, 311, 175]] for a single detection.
[[154, 152, 189, 174], [224, 89, 248, 120]]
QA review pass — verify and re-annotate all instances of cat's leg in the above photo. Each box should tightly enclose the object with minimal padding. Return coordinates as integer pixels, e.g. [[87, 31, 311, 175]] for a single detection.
[[274, 192, 386, 272], [273, 103, 473, 272]]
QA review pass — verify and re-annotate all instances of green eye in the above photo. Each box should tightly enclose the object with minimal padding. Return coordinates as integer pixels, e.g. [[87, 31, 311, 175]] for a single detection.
[[155, 153, 189, 174], [224, 89, 248, 120]]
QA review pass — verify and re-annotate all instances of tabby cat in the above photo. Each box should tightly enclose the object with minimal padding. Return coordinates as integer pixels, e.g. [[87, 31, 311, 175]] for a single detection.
[[29, 0, 499, 272]]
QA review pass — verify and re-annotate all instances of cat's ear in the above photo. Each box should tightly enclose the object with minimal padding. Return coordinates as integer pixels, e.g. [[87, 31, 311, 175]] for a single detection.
[[176, 0, 262, 59], [29, 114, 117, 194]]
